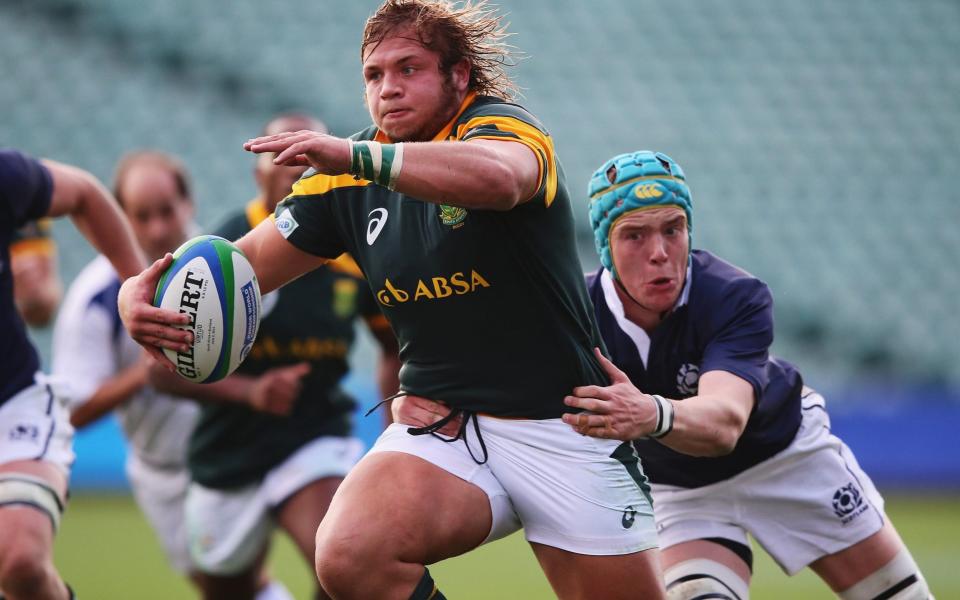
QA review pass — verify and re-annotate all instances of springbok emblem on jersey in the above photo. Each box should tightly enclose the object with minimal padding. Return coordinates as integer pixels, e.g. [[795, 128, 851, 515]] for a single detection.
[[676, 363, 700, 396], [438, 204, 467, 228]]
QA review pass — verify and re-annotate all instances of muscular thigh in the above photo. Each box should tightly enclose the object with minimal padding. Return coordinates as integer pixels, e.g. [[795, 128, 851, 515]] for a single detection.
[[317, 451, 492, 565]]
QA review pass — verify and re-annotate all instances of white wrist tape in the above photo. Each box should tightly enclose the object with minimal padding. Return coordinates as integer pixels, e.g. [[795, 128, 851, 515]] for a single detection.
[[350, 140, 404, 189], [649, 394, 675, 438]]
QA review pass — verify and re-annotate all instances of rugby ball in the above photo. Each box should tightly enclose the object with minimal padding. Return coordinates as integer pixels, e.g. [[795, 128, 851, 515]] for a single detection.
[[153, 235, 261, 383]]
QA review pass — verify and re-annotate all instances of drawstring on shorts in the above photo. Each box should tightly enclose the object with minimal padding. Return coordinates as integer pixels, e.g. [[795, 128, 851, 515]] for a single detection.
[[366, 391, 489, 465]]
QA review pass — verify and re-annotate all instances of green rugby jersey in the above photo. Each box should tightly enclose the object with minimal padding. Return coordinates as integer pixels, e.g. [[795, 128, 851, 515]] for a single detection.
[[188, 200, 388, 489], [276, 94, 608, 419]]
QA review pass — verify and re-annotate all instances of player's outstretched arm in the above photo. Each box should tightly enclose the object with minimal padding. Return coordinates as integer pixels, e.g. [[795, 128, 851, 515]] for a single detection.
[[245, 131, 540, 211], [563, 348, 754, 456], [149, 361, 309, 416], [234, 216, 329, 295], [70, 357, 151, 428], [42, 159, 145, 281]]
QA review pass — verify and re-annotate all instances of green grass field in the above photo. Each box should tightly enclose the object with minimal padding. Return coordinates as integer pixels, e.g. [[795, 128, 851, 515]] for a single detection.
[[55, 493, 958, 599]]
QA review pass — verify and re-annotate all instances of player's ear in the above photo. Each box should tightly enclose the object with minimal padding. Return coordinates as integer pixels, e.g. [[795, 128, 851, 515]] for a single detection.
[[450, 58, 471, 93]]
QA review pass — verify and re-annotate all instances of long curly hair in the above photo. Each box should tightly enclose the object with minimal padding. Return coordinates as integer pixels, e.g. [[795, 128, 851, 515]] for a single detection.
[[361, 0, 519, 100]]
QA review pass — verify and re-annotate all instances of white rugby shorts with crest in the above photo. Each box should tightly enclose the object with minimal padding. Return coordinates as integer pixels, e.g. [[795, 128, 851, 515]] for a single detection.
[[651, 390, 886, 575], [370, 416, 659, 555], [0, 373, 74, 472]]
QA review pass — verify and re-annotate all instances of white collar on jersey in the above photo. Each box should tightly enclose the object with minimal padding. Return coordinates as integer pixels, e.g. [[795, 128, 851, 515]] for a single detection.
[[599, 263, 692, 368]]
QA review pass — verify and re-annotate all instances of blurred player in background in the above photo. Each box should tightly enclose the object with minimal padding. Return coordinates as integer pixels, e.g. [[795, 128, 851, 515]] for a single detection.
[[50, 151, 213, 594], [565, 151, 932, 600], [11, 219, 62, 328], [116, 2, 667, 598], [147, 113, 400, 600], [1, 148, 145, 600]]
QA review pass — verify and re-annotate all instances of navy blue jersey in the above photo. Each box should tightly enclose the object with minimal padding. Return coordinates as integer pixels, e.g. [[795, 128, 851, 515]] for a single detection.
[[1, 149, 53, 405], [587, 249, 804, 488]]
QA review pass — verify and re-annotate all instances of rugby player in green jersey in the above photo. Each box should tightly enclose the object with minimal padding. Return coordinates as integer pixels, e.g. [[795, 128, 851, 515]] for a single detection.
[[148, 113, 400, 600], [118, 1, 665, 598]]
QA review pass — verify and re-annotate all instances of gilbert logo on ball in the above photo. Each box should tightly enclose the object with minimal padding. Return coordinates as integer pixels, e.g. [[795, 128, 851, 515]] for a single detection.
[[153, 235, 261, 383]]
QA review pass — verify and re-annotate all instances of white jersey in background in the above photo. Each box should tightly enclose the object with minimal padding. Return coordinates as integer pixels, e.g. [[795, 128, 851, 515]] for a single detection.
[[52, 255, 200, 573], [52, 255, 198, 466]]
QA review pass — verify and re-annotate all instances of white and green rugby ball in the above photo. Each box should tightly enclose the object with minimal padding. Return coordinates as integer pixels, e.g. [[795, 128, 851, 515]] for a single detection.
[[153, 235, 261, 383]]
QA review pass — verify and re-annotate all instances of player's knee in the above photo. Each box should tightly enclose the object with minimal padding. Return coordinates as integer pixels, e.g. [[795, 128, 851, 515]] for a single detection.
[[0, 541, 51, 596], [838, 550, 933, 600], [314, 531, 368, 593], [665, 558, 750, 600]]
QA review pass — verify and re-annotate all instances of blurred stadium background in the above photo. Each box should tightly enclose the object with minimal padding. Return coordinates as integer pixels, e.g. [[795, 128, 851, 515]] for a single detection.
[[3, 0, 958, 597]]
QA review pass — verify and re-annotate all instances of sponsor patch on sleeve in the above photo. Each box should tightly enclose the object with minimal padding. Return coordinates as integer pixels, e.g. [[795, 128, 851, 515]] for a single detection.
[[275, 207, 299, 239]]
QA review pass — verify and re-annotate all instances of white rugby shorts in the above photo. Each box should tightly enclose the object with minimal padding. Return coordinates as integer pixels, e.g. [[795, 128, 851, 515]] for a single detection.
[[185, 435, 363, 575], [369, 416, 659, 556], [651, 391, 886, 575], [126, 453, 193, 573], [0, 374, 74, 474]]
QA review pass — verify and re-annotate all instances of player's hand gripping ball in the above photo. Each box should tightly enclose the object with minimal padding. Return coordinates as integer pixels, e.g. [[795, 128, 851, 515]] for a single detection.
[[153, 235, 261, 383]]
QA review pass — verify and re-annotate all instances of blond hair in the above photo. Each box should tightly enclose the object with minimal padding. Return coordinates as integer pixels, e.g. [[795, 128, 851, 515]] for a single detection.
[[362, 0, 518, 99]]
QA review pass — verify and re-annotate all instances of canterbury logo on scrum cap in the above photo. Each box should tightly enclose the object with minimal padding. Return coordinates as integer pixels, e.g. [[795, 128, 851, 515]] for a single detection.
[[634, 183, 665, 200]]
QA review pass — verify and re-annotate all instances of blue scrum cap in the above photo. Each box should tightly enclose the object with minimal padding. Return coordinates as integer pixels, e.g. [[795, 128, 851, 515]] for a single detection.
[[587, 151, 692, 279]]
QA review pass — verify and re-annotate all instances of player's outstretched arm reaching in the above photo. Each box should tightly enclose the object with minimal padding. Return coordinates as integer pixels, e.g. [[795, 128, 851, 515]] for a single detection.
[[244, 128, 541, 211], [562, 347, 753, 457], [42, 159, 146, 279]]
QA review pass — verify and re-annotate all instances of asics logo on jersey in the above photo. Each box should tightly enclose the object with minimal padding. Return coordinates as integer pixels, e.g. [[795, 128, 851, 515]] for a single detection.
[[367, 208, 388, 245], [376, 270, 491, 307]]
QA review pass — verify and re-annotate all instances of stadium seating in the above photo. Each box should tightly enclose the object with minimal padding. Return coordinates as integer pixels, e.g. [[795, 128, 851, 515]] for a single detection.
[[3, 0, 958, 388]]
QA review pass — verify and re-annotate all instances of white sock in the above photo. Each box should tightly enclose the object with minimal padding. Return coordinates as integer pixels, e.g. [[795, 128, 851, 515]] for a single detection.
[[255, 580, 295, 600]]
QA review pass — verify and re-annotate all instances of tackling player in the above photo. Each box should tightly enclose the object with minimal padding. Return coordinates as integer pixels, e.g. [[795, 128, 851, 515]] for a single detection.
[[146, 114, 400, 600], [565, 151, 932, 599], [116, 2, 666, 599], [0, 148, 145, 600]]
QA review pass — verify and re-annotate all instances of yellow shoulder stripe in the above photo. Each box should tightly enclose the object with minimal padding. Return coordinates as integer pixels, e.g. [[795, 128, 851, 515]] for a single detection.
[[457, 115, 558, 207], [290, 173, 371, 197]]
